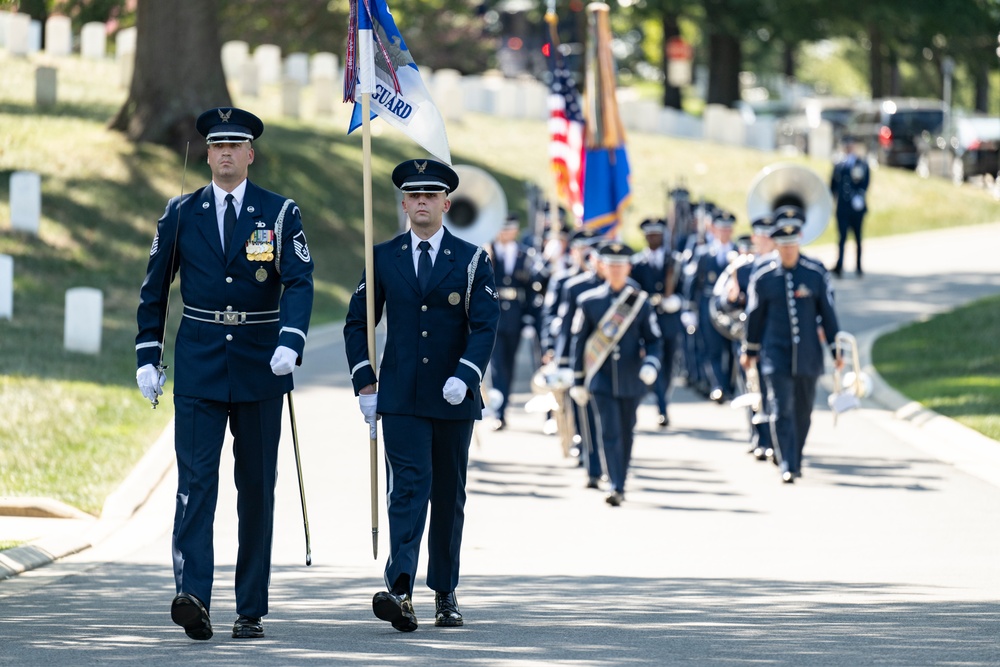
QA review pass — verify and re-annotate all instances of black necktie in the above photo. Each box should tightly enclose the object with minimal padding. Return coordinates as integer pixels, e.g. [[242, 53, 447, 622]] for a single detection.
[[223, 193, 237, 254], [417, 240, 432, 292]]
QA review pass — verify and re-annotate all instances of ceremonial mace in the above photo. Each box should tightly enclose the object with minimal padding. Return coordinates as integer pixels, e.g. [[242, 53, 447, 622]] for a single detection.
[[287, 392, 313, 566], [151, 142, 190, 409]]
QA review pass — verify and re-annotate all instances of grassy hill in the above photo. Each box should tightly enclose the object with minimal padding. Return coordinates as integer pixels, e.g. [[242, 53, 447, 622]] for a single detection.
[[1, 52, 997, 514]]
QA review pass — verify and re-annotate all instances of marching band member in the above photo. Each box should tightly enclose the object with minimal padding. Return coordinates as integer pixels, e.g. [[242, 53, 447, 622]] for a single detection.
[[741, 207, 842, 483], [631, 217, 683, 428], [569, 242, 662, 507], [830, 134, 870, 278]]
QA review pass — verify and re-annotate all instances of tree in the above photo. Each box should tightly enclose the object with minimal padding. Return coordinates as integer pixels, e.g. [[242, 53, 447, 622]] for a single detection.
[[109, 0, 229, 158]]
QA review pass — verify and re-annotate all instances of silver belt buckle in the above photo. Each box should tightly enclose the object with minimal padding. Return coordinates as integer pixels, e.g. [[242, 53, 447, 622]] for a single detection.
[[222, 311, 242, 326]]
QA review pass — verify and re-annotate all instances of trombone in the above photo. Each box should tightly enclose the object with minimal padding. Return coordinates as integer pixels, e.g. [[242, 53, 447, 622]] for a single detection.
[[828, 331, 872, 425]]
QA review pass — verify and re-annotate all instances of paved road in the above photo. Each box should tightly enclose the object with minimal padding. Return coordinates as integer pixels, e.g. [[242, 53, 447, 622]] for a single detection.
[[3, 225, 1000, 666]]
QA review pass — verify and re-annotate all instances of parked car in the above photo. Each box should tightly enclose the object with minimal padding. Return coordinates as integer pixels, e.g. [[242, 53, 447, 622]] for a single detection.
[[916, 115, 1000, 184], [847, 99, 946, 169], [775, 97, 859, 154]]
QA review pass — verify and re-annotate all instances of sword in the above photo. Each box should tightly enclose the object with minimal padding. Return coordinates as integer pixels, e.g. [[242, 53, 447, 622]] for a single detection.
[[287, 391, 312, 566]]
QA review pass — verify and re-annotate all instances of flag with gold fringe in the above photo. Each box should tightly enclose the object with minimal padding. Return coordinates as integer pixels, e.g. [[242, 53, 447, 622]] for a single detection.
[[544, 9, 585, 225]]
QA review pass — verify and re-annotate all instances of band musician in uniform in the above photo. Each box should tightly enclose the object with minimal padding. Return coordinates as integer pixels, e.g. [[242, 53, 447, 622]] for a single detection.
[[486, 213, 538, 430], [830, 135, 870, 278], [135, 108, 315, 640], [344, 159, 500, 632], [741, 207, 842, 483], [570, 242, 662, 507]]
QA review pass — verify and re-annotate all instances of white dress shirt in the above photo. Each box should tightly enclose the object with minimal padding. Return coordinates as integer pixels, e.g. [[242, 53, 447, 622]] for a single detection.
[[410, 226, 445, 274], [212, 179, 248, 248]]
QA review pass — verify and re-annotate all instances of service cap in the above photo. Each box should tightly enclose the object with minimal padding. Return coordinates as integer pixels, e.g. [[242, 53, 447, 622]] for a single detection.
[[196, 107, 264, 144], [391, 158, 459, 194]]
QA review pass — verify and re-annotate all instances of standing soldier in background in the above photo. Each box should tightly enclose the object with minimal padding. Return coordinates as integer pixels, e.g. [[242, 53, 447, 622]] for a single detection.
[[830, 135, 870, 278], [486, 213, 539, 430], [741, 207, 842, 483], [631, 217, 682, 428], [135, 108, 314, 641], [344, 158, 499, 632], [570, 242, 662, 507]]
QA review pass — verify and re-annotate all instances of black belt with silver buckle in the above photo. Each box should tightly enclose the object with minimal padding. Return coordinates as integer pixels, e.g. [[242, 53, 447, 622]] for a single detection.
[[182, 305, 280, 326]]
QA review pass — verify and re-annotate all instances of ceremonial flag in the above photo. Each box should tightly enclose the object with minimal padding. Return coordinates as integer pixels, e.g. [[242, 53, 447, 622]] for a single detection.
[[545, 12, 585, 225], [344, 0, 451, 164], [581, 2, 631, 238]]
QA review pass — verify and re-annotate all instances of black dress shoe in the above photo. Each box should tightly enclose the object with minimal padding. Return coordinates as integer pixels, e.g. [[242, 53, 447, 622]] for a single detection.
[[171, 593, 213, 641], [232, 615, 264, 639], [709, 387, 724, 403], [781, 471, 795, 484], [605, 491, 624, 507], [585, 476, 601, 489], [373, 591, 418, 632], [658, 413, 669, 428], [434, 591, 463, 627], [490, 418, 506, 431]]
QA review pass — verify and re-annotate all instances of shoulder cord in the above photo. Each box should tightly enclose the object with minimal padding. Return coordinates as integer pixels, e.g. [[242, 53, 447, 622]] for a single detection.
[[274, 198, 295, 275]]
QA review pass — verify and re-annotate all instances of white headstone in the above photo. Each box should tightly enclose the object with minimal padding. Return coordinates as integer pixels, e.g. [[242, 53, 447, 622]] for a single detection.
[[281, 79, 301, 118], [28, 19, 41, 53], [0, 12, 8, 48], [6, 13, 30, 57], [240, 59, 259, 97], [36, 66, 57, 108], [221, 40, 249, 82], [80, 21, 107, 59], [115, 26, 136, 58], [310, 52, 337, 82], [808, 120, 834, 161], [433, 69, 464, 122], [284, 52, 309, 85], [254, 44, 282, 85], [10, 171, 41, 234], [44, 15, 72, 57], [314, 78, 334, 115], [0, 255, 12, 320], [64, 287, 103, 354]]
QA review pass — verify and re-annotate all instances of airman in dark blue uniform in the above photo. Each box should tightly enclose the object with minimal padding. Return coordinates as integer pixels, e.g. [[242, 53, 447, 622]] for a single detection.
[[570, 242, 662, 507], [630, 217, 683, 427], [486, 213, 539, 429], [741, 208, 842, 483], [344, 159, 499, 632], [135, 108, 314, 641], [830, 135, 870, 277]]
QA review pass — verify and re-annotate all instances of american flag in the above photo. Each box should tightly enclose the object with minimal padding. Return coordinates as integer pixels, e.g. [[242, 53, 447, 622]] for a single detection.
[[547, 53, 585, 225]]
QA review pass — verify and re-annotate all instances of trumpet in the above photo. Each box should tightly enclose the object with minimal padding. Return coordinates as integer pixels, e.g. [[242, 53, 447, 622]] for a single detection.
[[828, 331, 872, 425], [527, 363, 577, 457]]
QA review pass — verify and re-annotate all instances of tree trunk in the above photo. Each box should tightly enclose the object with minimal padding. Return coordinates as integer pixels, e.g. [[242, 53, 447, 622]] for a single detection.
[[706, 32, 741, 108], [868, 25, 883, 99], [974, 66, 989, 114], [660, 12, 682, 110], [109, 0, 230, 159]]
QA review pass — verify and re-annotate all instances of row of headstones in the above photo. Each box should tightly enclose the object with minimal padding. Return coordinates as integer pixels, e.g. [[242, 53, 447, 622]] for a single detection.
[[0, 13, 134, 59], [0, 170, 103, 353]]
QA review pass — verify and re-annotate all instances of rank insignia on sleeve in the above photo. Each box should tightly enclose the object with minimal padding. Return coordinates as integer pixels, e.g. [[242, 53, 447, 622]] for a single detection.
[[149, 231, 159, 257], [293, 230, 311, 262], [355, 281, 365, 295], [485, 285, 498, 301]]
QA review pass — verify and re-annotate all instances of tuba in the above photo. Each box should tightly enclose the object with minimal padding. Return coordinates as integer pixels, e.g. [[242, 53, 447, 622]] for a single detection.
[[708, 252, 754, 341], [746, 163, 832, 245], [442, 165, 507, 247]]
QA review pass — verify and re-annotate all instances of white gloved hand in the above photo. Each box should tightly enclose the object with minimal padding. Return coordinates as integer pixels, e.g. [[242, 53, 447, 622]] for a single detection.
[[569, 385, 590, 407], [851, 193, 865, 211], [442, 377, 468, 405], [639, 363, 658, 386], [359, 393, 379, 439], [555, 367, 575, 388], [136, 364, 166, 402], [680, 311, 697, 331], [269, 345, 298, 376]]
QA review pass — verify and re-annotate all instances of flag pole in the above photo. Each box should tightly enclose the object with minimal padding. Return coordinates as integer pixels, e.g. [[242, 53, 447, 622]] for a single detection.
[[362, 92, 379, 560]]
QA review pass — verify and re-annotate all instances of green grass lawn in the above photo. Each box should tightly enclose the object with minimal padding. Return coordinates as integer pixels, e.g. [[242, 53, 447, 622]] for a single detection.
[[1, 52, 998, 515], [872, 295, 1000, 441]]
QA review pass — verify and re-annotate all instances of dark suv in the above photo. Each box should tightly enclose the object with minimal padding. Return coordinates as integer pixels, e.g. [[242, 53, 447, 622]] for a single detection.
[[847, 99, 945, 169]]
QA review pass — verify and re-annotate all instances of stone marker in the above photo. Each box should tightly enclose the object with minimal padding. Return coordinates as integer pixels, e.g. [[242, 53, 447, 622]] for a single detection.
[[221, 40, 249, 82], [284, 52, 309, 85], [35, 66, 57, 108], [10, 171, 41, 234], [6, 12, 30, 56], [44, 15, 72, 57], [281, 78, 301, 118], [254, 44, 282, 85], [240, 59, 259, 97], [310, 52, 337, 82], [314, 78, 334, 115], [64, 287, 103, 354], [28, 19, 41, 53], [0, 254, 12, 320], [80, 21, 106, 59]]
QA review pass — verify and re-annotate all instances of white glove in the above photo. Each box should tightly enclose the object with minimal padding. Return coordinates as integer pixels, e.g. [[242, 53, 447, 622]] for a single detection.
[[442, 377, 468, 405], [359, 393, 379, 439], [555, 367, 575, 388], [136, 364, 166, 402], [269, 345, 298, 376], [680, 311, 697, 331], [639, 363, 658, 386], [851, 193, 865, 211], [569, 385, 590, 406]]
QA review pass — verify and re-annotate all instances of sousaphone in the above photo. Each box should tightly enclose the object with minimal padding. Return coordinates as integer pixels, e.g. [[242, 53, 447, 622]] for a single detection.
[[442, 165, 508, 247], [746, 163, 832, 245]]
